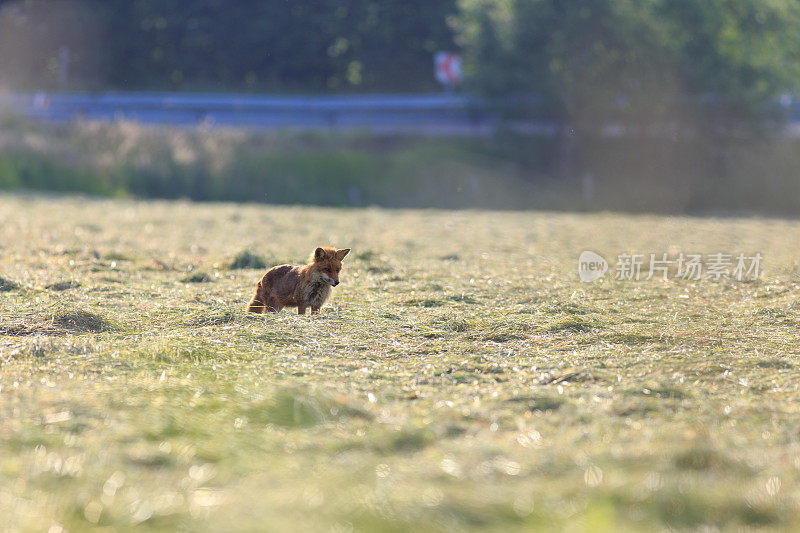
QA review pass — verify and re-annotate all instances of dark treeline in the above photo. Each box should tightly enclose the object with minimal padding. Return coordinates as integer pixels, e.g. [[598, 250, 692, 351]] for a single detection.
[[1, 0, 798, 107], [0, 0, 457, 92]]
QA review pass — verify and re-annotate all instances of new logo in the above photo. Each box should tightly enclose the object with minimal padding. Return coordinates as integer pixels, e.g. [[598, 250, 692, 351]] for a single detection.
[[578, 251, 608, 283]]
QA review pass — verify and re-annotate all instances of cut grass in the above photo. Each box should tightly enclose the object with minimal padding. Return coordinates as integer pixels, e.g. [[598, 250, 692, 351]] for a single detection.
[[1, 194, 800, 531]]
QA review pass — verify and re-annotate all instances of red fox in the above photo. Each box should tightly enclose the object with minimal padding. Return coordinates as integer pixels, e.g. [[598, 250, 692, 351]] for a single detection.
[[247, 246, 350, 315]]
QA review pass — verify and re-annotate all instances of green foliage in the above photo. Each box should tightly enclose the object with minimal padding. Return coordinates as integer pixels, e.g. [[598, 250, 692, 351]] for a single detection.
[[0, 153, 20, 189], [661, 0, 800, 103], [456, 0, 800, 126], [0, 150, 117, 196], [221, 150, 381, 205]]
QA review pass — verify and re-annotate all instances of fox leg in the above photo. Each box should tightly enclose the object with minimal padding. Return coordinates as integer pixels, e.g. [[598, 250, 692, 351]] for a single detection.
[[297, 306, 307, 315], [265, 295, 283, 313]]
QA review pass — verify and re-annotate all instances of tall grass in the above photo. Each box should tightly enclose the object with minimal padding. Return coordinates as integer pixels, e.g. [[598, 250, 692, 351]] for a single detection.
[[1, 116, 800, 213]]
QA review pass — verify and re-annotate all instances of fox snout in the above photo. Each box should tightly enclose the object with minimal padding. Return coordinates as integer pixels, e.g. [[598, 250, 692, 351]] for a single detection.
[[321, 272, 339, 286]]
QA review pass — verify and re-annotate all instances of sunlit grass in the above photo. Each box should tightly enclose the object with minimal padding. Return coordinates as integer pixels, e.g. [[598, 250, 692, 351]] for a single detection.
[[1, 194, 799, 531]]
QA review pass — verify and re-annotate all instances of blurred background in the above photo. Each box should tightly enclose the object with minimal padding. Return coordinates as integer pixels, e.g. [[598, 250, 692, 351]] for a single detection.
[[1, 0, 799, 214]]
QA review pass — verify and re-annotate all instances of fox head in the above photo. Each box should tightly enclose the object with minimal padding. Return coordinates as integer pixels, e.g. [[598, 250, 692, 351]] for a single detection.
[[309, 246, 350, 286]]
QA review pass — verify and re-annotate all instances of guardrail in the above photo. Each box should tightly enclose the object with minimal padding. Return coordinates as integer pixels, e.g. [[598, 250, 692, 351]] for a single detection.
[[0, 92, 498, 134], [1, 92, 798, 135]]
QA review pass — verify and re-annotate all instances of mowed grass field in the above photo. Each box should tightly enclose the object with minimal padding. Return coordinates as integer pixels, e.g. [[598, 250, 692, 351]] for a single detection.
[[1, 194, 800, 532]]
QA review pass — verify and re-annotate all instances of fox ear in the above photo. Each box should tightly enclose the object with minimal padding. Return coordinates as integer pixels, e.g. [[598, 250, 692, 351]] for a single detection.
[[314, 247, 326, 262], [335, 248, 350, 261]]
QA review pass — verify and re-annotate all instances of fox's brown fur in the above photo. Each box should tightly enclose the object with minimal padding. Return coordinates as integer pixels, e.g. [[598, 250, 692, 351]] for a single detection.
[[247, 246, 350, 315]]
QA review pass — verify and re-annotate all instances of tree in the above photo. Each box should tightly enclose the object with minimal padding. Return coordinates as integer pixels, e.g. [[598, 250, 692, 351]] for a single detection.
[[455, 0, 800, 179]]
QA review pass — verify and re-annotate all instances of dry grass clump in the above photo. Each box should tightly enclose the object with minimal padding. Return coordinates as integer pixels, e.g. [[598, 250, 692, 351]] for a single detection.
[[44, 280, 82, 291], [0, 308, 109, 336], [229, 250, 267, 270], [181, 271, 213, 283], [50, 309, 109, 333], [0, 275, 19, 291]]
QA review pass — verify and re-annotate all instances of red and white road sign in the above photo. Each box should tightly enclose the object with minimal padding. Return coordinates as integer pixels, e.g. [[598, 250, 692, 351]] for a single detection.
[[435, 52, 462, 86]]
